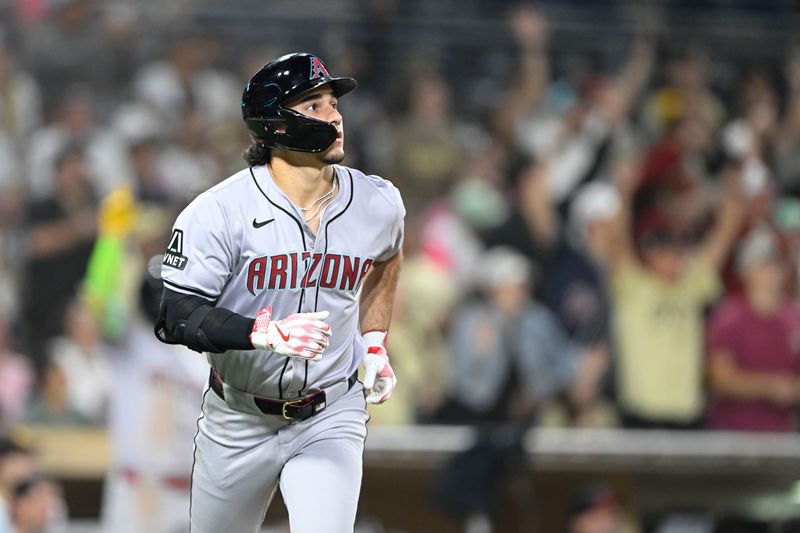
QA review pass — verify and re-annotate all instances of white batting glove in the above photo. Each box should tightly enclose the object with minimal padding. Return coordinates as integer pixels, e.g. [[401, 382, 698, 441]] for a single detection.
[[362, 331, 397, 404], [250, 307, 332, 361]]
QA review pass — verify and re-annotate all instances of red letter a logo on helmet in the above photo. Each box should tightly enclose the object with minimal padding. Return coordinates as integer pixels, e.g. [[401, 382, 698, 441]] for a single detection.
[[309, 56, 330, 80]]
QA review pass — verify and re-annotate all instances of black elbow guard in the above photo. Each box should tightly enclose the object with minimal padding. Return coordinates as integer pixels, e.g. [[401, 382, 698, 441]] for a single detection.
[[172, 307, 225, 354], [155, 288, 254, 353], [155, 290, 223, 353]]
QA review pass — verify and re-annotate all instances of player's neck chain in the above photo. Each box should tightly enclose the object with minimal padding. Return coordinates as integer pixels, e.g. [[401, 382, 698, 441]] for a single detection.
[[297, 176, 337, 212], [299, 176, 338, 222]]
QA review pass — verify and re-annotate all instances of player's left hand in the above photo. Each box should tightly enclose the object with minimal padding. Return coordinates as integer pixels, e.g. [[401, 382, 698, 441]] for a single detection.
[[362, 345, 397, 404]]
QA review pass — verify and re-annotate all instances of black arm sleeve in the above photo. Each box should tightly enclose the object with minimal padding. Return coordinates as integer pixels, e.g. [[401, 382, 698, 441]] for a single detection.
[[154, 288, 256, 353]]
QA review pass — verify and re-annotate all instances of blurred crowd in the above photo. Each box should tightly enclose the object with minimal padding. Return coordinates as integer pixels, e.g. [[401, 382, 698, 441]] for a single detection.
[[0, 0, 798, 529], [0, 0, 798, 433], [378, 2, 800, 438]]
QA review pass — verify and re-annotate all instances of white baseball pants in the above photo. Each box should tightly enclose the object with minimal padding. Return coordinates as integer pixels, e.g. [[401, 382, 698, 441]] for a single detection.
[[189, 382, 368, 533]]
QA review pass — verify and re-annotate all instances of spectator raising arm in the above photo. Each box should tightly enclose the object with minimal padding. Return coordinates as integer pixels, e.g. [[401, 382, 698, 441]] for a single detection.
[[698, 169, 746, 272], [598, 35, 657, 126], [495, 6, 550, 143], [606, 160, 640, 274], [519, 161, 558, 246]]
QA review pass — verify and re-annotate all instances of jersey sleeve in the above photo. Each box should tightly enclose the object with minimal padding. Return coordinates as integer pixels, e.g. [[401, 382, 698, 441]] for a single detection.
[[375, 183, 405, 262], [161, 192, 234, 301]]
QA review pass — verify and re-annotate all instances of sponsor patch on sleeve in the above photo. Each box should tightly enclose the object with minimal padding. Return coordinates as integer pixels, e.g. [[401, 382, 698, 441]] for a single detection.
[[163, 229, 188, 270]]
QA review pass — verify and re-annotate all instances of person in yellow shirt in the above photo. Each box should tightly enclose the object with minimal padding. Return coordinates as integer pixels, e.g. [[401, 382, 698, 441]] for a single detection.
[[608, 172, 744, 428]]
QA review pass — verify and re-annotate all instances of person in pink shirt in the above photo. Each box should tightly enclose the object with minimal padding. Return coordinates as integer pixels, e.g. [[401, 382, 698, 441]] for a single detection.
[[0, 313, 33, 431], [706, 227, 800, 432]]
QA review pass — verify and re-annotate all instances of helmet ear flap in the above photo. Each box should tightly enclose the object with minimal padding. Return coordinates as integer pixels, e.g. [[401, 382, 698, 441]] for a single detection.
[[261, 116, 289, 136], [243, 117, 283, 142]]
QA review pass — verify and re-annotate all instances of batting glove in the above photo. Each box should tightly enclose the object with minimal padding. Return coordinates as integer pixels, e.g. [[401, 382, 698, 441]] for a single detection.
[[362, 331, 397, 404], [250, 307, 332, 361]]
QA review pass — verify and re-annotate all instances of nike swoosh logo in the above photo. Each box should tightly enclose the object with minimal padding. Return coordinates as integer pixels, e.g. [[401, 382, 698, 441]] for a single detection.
[[252, 218, 275, 228], [274, 324, 290, 342]]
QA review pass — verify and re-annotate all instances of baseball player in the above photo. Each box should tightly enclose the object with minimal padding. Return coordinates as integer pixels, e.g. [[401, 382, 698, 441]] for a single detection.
[[155, 52, 403, 533]]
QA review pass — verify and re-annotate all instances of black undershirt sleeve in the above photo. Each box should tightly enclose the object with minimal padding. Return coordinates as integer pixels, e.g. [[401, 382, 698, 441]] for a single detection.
[[155, 288, 256, 353]]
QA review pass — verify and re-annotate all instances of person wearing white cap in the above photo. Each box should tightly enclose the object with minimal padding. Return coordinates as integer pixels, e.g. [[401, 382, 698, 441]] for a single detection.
[[443, 246, 592, 423], [568, 181, 622, 262], [706, 226, 800, 432], [482, 172, 620, 427]]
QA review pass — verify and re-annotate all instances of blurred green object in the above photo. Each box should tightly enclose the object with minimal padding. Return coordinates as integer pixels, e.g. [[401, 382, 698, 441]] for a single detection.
[[83, 235, 127, 341], [83, 188, 138, 341], [774, 197, 800, 233]]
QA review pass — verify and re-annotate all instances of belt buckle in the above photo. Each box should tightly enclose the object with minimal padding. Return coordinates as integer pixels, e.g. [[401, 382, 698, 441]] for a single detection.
[[281, 397, 307, 421]]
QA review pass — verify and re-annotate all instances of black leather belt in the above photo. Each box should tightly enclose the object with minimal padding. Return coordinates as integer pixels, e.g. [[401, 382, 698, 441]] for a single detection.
[[209, 368, 357, 421]]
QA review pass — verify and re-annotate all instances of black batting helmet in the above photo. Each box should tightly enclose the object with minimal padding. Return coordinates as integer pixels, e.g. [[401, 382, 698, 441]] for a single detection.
[[241, 52, 357, 153]]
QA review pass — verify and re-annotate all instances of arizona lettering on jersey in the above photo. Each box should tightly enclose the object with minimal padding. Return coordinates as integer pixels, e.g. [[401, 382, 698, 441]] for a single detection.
[[246, 253, 373, 294]]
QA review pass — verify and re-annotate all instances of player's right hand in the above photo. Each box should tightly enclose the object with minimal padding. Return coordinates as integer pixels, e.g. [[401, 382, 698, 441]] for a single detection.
[[250, 307, 332, 361]]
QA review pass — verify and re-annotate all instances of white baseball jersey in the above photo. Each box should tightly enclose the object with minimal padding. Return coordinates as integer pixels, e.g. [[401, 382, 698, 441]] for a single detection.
[[102, 316, 209, 533], [161, 164, 404, 399], [107, 317, 209, 474]]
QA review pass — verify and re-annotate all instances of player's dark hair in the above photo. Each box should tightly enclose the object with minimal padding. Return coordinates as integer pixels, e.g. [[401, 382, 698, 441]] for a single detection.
[[243, 142, 271, 167]]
